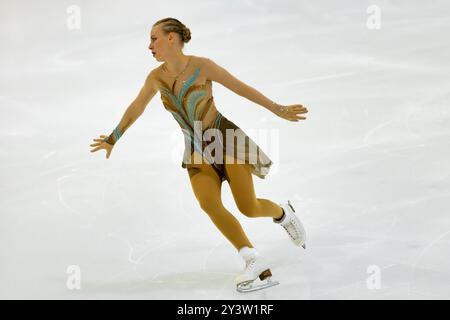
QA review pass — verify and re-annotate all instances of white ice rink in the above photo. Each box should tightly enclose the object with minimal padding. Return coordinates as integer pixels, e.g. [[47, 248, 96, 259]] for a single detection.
[[1, 0, 449, 299]]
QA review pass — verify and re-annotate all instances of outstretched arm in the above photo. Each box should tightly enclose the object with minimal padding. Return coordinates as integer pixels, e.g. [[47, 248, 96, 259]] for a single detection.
[[203, 57, 308, 121], [103, 70, 158, 145], [203, 58, 278, 111]]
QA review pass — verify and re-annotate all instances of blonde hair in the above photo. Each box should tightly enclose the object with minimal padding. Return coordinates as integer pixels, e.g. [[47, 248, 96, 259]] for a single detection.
[[153, 17, 191, 46]]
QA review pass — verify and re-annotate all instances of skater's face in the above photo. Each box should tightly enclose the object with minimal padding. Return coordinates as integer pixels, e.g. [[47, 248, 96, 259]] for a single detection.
[[148, 25, 182, 62]]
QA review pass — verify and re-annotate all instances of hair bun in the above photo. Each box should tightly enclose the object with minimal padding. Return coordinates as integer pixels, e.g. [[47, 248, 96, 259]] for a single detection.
[[182, 27, 191, 43]]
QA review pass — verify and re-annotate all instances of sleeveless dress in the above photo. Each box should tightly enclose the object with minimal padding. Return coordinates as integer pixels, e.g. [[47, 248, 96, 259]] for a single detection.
[[154, 55, 273, 182]]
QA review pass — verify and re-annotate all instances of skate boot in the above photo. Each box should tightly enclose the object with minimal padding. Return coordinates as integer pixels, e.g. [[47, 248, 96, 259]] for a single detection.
[[274, 200, 306, 249], [235, 246, 279, 293]]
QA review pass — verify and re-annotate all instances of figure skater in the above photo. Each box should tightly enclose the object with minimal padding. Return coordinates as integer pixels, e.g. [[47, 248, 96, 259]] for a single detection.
[[90, 17, 308, 292]]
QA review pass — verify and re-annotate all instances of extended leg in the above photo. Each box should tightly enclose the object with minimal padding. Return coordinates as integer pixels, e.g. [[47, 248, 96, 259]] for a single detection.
[[224, 156, 306, 248], [187, 160, 254, 251], [224, 155, 284, 219]]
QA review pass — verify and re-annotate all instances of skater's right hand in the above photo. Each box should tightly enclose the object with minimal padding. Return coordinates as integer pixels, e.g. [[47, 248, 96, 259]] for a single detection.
[[90, 134, 114, 159]]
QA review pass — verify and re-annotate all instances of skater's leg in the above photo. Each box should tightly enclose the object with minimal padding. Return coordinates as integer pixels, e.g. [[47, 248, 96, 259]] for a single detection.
[[224, 154, 284, 219], [187, 158, 253, 251]]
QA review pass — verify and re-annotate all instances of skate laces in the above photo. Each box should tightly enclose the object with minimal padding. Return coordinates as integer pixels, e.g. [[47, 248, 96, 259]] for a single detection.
[[245, 259, 256, 270], [283, 217, 300, 240]]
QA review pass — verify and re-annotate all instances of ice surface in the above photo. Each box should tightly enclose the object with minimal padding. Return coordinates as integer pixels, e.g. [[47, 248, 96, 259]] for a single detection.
[[1, 0, 449, 299]]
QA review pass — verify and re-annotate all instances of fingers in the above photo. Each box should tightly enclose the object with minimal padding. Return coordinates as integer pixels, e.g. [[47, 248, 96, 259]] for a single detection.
[[292, 105, 308, 112], [90, 146, 102, 152], [90, 135, 111, 155], [294, 107, 308, 112], [91, 139, 108, 147], [90, 135, 108, 150], [92, 135, 107, 141], [287, 110, 307, 121]]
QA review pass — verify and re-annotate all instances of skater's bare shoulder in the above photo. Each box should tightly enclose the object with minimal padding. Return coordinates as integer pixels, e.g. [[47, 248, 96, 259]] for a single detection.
[[201, 56, 226, 82], [201, 56, 250, 97]]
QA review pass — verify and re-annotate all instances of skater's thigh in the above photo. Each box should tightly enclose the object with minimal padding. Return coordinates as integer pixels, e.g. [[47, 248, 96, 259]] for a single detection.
[[187, 154, 222, 210], [224, 155, 257, 209]]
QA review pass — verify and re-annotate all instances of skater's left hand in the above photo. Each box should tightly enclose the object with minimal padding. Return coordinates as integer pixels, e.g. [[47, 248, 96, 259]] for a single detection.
[[272, 104, 308, 122]]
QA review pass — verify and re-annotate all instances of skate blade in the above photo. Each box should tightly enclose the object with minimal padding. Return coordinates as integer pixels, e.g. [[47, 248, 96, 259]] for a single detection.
[[236, 269, 279, 293], [288, 200, 295, 212], [293, 242, 306, 249], [236, 278, 280, 293]]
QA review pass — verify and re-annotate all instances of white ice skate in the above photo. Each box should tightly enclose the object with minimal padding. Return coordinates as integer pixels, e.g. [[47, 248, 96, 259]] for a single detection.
[[235, 246, 279, 293], [274, 200, 307, 249]]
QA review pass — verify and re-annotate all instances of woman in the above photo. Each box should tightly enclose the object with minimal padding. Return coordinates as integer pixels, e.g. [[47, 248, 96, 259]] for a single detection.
[[90, 17, 308, 293]]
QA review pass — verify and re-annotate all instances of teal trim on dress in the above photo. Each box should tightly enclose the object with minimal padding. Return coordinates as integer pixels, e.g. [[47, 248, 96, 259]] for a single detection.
[[160, 66, 229, 166], [178, 68, 201, 101], [161, 67, 209, 132], [188, 90, 207, 121]]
